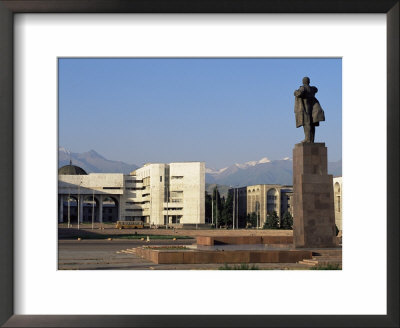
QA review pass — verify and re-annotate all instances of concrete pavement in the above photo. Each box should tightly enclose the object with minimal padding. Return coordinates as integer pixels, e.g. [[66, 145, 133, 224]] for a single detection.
[[58, 239, 316, 270]]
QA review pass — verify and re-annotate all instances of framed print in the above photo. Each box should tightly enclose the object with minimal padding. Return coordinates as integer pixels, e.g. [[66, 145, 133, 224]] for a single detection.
[[0, 1, 398, 327]]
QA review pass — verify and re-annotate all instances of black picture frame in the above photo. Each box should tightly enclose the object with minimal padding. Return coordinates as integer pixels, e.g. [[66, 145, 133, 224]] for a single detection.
[[0, 1, 398, 327]]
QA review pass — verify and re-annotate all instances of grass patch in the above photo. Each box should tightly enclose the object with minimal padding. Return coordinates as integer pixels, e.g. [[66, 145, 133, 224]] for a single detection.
[[219, 263, 259, 270], [310, 264, 341, 270]]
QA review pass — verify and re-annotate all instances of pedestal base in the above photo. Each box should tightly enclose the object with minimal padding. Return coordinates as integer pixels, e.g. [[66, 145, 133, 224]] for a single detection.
[[293, 143, 337, 248]]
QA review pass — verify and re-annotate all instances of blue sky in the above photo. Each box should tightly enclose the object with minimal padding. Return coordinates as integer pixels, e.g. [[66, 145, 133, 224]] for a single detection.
[[59, 58, 342, 168]]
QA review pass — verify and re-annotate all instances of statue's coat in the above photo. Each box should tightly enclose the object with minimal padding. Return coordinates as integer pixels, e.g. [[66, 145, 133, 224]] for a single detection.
[[294, 85, 325, 128]]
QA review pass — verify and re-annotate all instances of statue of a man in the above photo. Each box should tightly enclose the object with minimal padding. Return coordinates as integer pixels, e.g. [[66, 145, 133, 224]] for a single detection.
[[294, 77, 325, 143]]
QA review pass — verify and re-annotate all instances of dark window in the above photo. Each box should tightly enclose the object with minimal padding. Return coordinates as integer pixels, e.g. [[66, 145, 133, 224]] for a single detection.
[[126, 179, 143, 183]]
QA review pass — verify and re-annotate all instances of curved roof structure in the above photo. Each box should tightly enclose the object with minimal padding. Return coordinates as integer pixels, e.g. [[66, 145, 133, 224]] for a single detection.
[[58, 161, 88, 175]]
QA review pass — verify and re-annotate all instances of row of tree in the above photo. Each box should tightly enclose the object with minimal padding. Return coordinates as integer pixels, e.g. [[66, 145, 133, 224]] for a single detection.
[[244, 211, 293, 229], [262, 211, 293, 229], [205, 187, 234, 227], [205, 187, 293, 229]]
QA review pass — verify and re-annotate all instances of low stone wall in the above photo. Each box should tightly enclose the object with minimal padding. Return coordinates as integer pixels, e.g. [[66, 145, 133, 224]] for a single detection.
[[196, 235, 293, 246], [135, 248, 311, 264]]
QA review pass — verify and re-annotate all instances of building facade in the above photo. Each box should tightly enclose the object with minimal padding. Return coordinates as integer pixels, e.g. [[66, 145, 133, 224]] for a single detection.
[[333, 176, 342, 231], [229, 184, 293, 228], [58, 162, 205, 225], [229, 178, 342, 230]]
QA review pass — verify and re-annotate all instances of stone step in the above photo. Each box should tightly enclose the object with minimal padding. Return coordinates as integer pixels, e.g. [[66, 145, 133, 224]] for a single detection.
[[312, 250, 342, 257], [298, 260, 317, 266], [302, 259, 318, 263], [312, 257, 342, 262], [312, 256, 342, 260]]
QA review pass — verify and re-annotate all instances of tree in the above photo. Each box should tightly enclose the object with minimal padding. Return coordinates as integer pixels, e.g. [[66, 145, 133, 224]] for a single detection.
[[221, 192, 233, 227], [246, 212, 257, 228], [212, 186, 223, 228], [280, 211, 293, 230], [205, 191, 212, 223], [263, 211, 279, 229]]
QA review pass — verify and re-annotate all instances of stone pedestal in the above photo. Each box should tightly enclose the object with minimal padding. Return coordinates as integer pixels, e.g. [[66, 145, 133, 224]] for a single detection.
[[293, 143, 336, 248]]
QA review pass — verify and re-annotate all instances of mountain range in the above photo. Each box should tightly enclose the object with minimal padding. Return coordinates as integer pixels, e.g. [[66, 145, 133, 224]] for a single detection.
[[206, 157, 342, 186], [59, 148, 341, 186], [59, 148, 138, 174]]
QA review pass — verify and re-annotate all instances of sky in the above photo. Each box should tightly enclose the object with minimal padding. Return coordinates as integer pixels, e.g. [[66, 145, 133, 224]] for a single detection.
[[59, 58, 342, 169]]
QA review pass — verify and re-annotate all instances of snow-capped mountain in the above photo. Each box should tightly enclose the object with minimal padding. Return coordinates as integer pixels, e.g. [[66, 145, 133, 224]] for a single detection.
[[205, 157, 341, 186], [59, 149, 341, 186], [205, 167, 229, 175], [235, 157, 271, 169]]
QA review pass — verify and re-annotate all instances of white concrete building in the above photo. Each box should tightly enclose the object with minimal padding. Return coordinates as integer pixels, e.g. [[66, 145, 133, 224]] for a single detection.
[[58, 162, 205, 225]]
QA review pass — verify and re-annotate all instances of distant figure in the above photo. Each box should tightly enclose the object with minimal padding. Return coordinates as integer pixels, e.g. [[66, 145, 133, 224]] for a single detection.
[[294, 77, 325, 143]]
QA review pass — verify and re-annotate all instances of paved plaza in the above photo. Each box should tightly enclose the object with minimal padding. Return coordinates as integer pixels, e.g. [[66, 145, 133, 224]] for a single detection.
[[58, 227, 341, 270], [59, 239, 320, 270]]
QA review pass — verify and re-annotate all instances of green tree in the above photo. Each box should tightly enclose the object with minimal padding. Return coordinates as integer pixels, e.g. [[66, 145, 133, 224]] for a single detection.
[[212, 186, 223, 228], [263, 211, 279, 229], [246, 212, 257, 228], [221, 192, 233, 227], [280, 211, 293, 230], [205, 191, 212, 223]]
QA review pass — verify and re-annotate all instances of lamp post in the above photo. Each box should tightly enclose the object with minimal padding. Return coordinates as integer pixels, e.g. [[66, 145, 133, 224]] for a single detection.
[[215, 185, 218, 229], [77, 178, 81, 230], [236, 188, 239, 229], [256, 200, 260, 229], [149, 186, 152, 227], [166, 186, 169, 229], [92, 189, 95, 230], [232, 187, 235, 230], [67, 190, 71, 229], [211, 195, 214, 226]]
